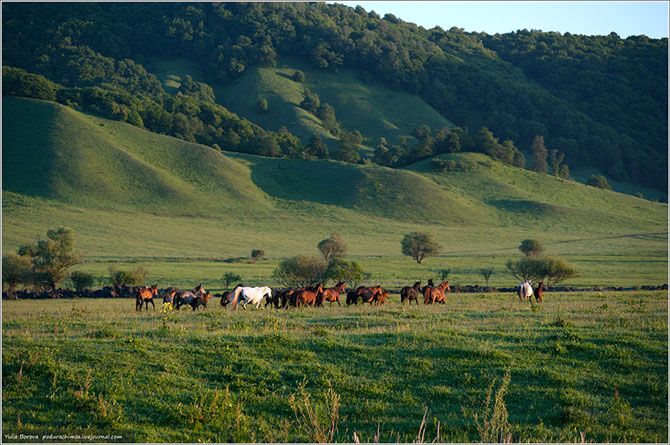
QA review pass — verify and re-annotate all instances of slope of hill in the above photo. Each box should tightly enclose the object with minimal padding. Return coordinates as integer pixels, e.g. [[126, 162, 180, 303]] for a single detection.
[[201, 56, 454, 150], [3, 2, 665, 192], [2, 98, 667, 262]]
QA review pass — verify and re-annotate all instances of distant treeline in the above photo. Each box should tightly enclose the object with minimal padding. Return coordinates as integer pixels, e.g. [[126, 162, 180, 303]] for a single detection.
[[2, 2, 667, 190]]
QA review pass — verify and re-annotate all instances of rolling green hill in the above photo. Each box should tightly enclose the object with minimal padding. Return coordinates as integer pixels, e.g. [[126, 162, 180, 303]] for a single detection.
[[2, 97, 667, 272], [199, 56, 454, 150]]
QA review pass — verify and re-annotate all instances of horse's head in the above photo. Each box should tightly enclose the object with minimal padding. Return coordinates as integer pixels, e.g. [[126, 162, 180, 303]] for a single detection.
[[441, 281, 450, 292], [336, 282, 346, 292], [150, 285, 158, 296], [413, 281, 421, 289], [193, 284, 206, 296]]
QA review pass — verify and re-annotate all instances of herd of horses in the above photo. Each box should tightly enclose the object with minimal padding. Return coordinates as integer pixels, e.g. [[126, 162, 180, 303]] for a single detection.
[[135, 279, 544, 311]]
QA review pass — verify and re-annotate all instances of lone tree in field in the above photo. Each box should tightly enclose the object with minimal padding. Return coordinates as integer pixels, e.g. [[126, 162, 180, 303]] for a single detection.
[[251, 249, 265, 261], [518, 239, 545, 257], [221, 272, 242, 290], [401, 232, 442, 264], [587, 174, 612, 190], [18, 227, 82, 290], [480, 268, 494, 287], [317, 233, 347, 263], [506, 257, 578, 286]]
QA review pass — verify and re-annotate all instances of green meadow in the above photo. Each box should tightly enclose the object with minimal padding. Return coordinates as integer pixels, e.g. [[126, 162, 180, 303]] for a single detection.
[[2, 292, 667, 442]]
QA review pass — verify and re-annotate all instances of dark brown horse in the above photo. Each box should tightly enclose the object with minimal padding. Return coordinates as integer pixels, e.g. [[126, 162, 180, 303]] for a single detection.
[[533, 281, 544, 303], [221, 284, 243, 309], [136, 285, 158, 311], [293, 284, 323, 307], [400, 281, 421, 304], [321, 282, 345, 307], [423, 281, 450, 304]]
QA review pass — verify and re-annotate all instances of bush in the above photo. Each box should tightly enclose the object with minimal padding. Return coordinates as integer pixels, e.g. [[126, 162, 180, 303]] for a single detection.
[[110, 266, 149, 287], [272, 255, 328, 287], [71, 271, 95, 292], [251, 249, 265, 260], [587, 174, 612, 190], [518, 239, 545, 257]]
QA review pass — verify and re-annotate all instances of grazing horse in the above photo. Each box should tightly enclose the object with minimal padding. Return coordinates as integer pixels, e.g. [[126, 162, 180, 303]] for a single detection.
[[517, 280, 533, 301], [401, 282, 421, 305], [321, 282, 345, 307], [293, 284, 323, 307], [423, 281, 450, 304], [533, 281, 544, 303], [232, 286, 273, 310], [136, 285, 158, 311]]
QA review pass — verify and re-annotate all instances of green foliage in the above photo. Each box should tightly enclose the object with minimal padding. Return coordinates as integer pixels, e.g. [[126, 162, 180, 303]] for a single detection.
[[305, 135, 329, 160], [401, 232, 442, 264], [251, 249, 265, 260], [2, 2, 666, 191], [272, 255, 328, 287], [518, 239, 545, 257], [221, 272, 243, 290], [480, 268, 494, 286], [255, 97, 269, 114], [325, 258, 364, 286], [2, 66, 60, 101], [505, 256, 578, 286], [17, 227, 83, 290], [70, 270, 95, 292], [109, 266, 149, 287], [2, 253, 33, 292], [531, 136, 549, 173], [587, 175, 612, 190]]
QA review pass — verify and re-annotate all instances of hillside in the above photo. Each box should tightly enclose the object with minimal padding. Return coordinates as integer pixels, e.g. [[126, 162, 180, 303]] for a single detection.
[[2, 98, 667, 263], [2, 2, 666, 192]]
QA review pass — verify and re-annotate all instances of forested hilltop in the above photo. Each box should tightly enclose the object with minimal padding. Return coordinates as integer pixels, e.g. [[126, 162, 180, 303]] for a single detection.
[[3, 2, 667, 192]]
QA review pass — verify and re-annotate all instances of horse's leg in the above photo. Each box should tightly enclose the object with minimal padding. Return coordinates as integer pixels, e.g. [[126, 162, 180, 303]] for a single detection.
[[151, 299, 155, 311]]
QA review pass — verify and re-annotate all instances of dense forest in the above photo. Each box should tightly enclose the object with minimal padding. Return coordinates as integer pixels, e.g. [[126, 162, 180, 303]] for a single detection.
[[2, 2, 667, 191]]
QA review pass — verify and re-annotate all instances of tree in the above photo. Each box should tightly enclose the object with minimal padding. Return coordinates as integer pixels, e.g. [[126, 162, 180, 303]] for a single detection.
[[251, 249, 265, 261], [272, 255, 328, 287], [292, 70, 305, 83], [587, 174, 612, 190], [518, 239, 545, 257], [480, 268, 494, 287], [70, 270, 95, 292], [317, 233, 347, 263], [305, 135, 329, 159], [255, 97, 269, 114], [401, 232, 442, 264], [2, 253, 32, 292], [221, 272, 242, 290], [506, 257, 578, 286], [18, 227, 83, 290], [325, 258, 364, 287], [549, 149, 565, 176], [530, 135, 548, 173]]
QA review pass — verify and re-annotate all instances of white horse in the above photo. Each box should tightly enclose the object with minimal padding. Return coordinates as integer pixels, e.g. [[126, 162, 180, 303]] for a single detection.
[[517, 280, 533, 301], [231, 286, 272, 310]]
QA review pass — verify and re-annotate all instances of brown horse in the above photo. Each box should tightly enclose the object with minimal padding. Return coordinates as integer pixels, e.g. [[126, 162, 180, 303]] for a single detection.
[[401, 282, 421, 304], [192, 284, 206, 297], [423, 281, 450, 304], [533, 281, 544, 303], [375, 290, 389, 305], [321, 282, 345, 307], [293, 284, 323, 307], [136, 285, 158, 311]]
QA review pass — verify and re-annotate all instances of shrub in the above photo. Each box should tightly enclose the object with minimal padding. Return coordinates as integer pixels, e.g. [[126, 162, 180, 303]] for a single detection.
[[251, 249, 265, 260], [109, 266, 149, 287], [70, 271, 95, 292], [518, 239, 545, 257], [587, 174, 612, 190], [272, 255, 328, 287]]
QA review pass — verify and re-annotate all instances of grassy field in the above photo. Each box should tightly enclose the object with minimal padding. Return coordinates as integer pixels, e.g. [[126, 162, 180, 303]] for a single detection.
[[2, 291, 667, 442]]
